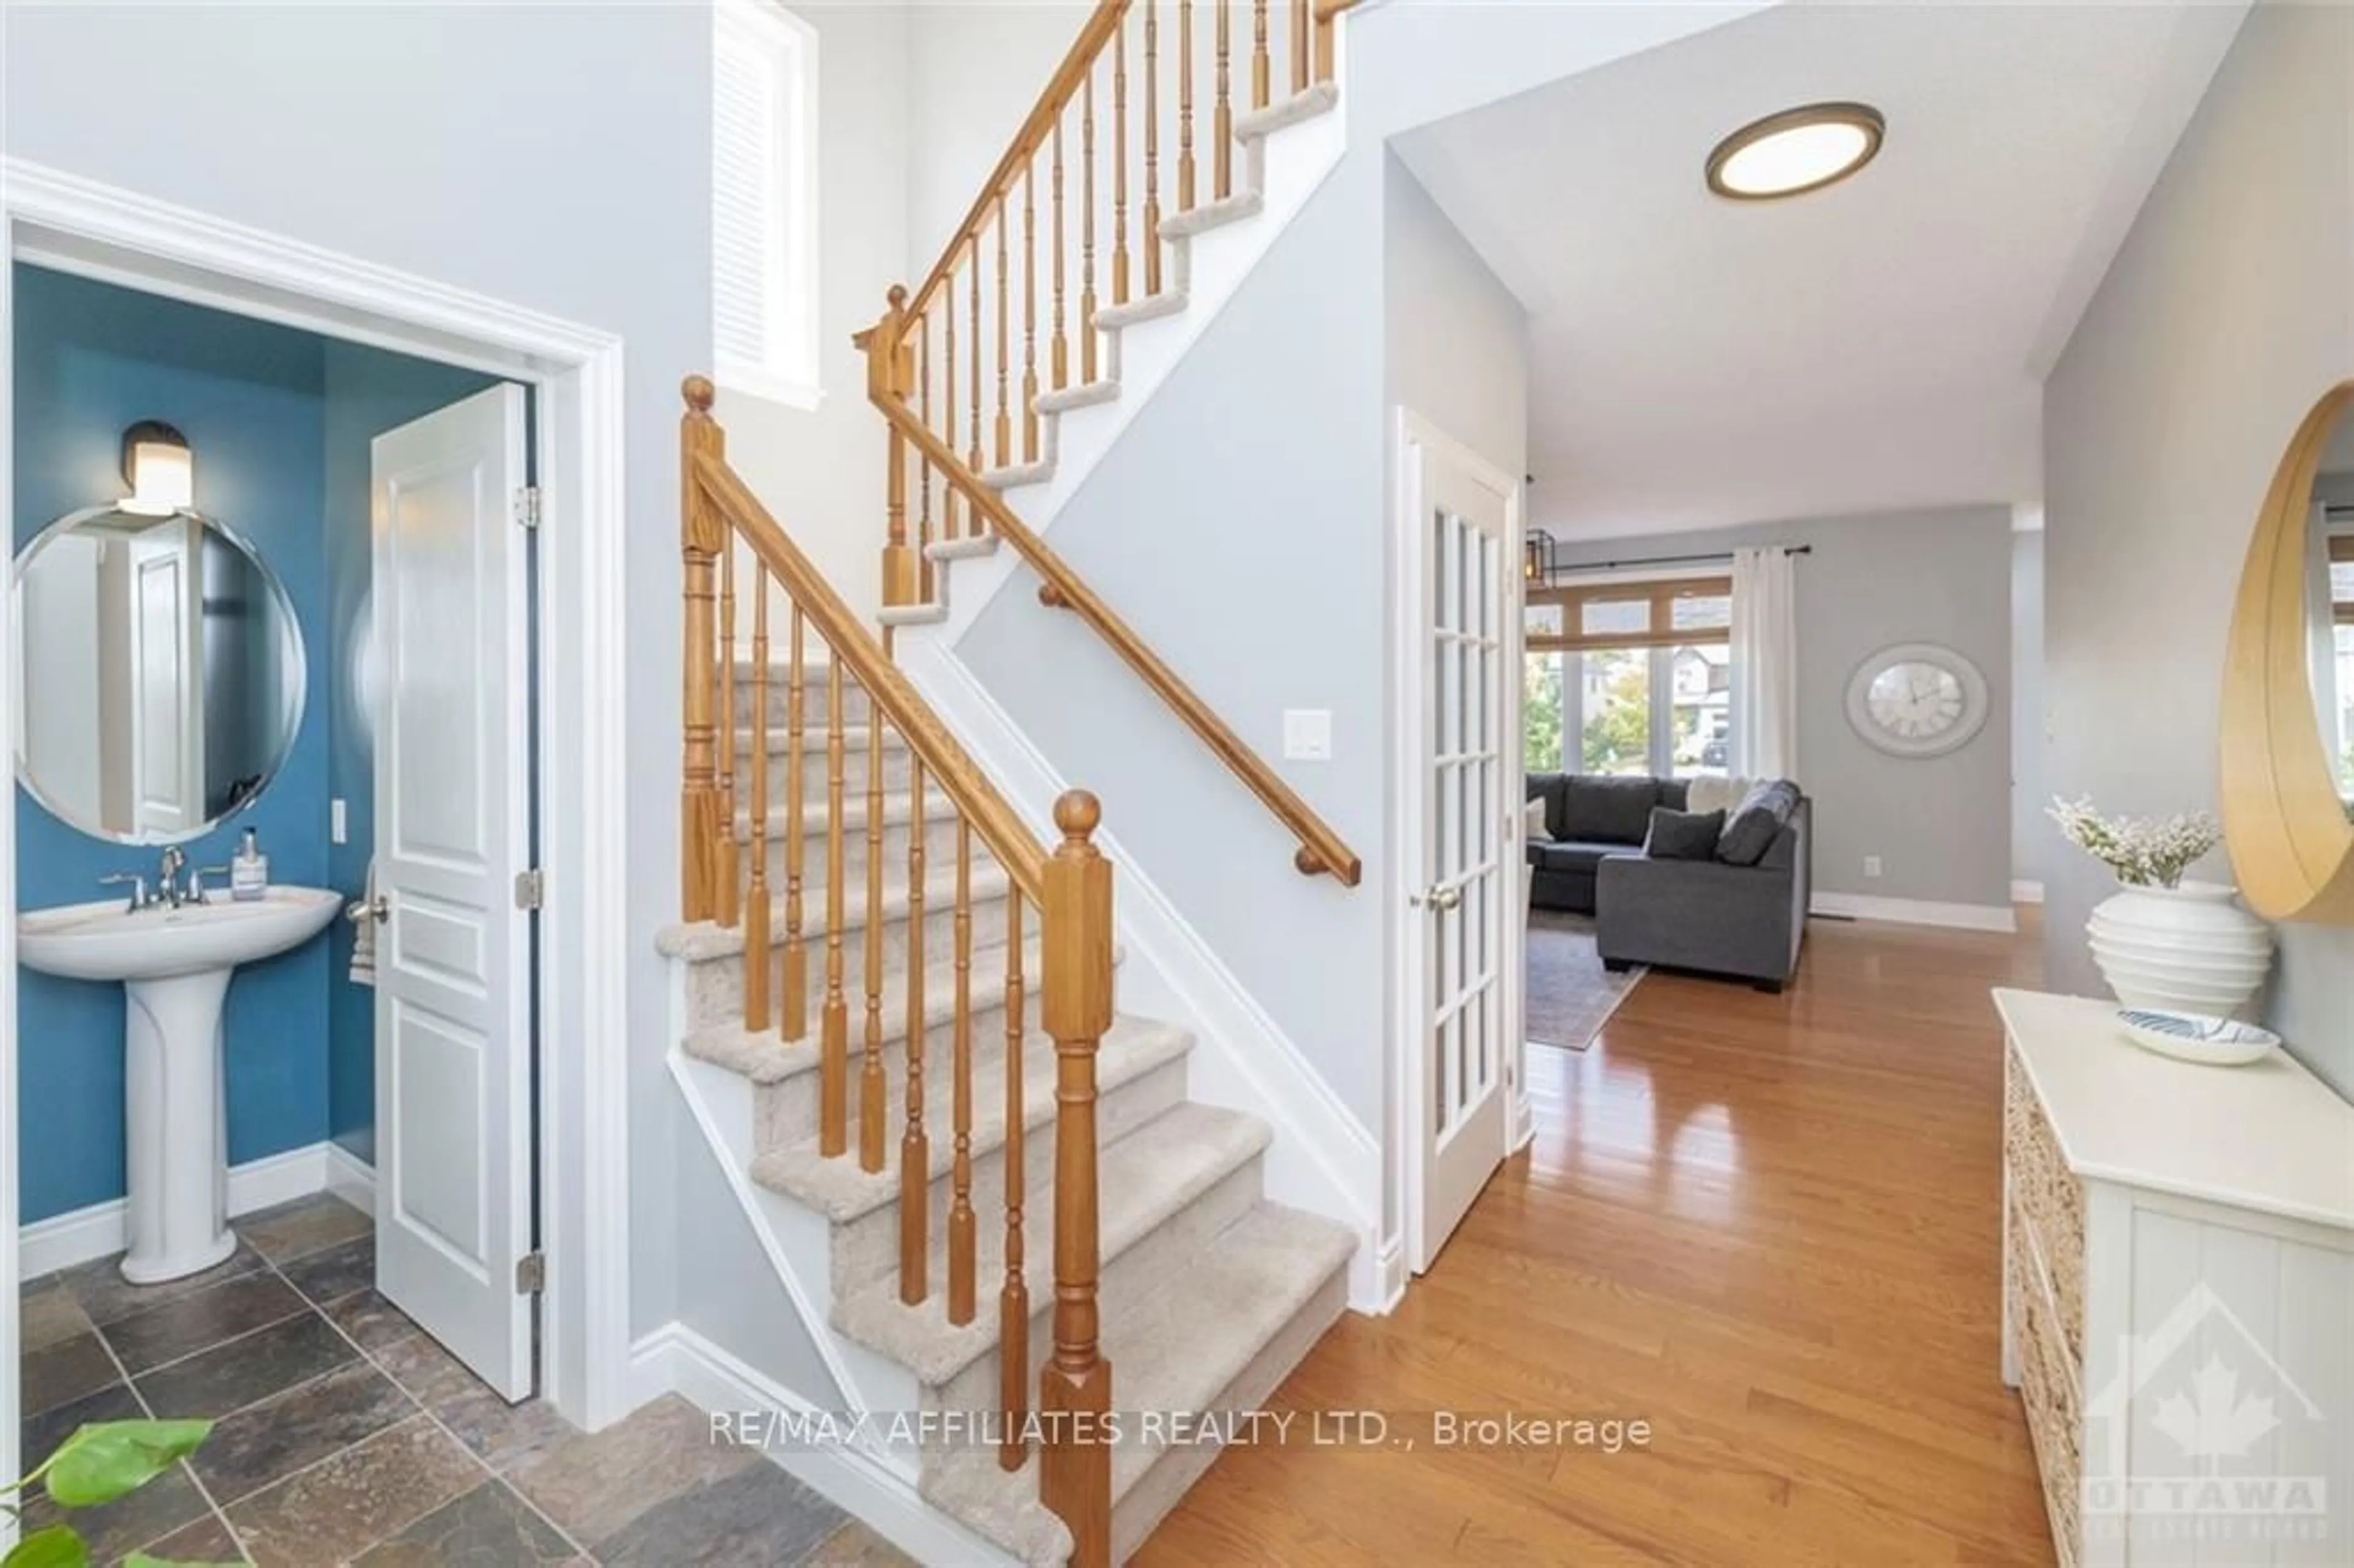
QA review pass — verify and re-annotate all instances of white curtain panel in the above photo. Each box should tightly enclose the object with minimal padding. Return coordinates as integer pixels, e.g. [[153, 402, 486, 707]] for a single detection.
[[1731, 546, 1799, 781]]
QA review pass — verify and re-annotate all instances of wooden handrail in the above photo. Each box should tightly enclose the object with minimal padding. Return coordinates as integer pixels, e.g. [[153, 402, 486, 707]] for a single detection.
[[863, 327, 1364, 886], [683, 384, 1050, 905], [907, 1, 1132, 325]]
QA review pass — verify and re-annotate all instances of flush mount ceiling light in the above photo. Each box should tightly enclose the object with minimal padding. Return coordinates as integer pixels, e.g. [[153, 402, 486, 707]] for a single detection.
[[1706, 102, 1885, 201]]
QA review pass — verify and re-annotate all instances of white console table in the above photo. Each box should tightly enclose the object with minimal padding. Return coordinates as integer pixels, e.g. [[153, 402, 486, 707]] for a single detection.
[[1993, 988, 2354, 1567]]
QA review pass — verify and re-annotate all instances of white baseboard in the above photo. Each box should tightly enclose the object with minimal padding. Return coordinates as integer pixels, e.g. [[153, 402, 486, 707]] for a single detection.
[[1811, 892, 2019, 934], [629, 1323, 1018, 1568], [2011, 880, 2046, 906], [897, 640, 1385, 1311], [21, 1140, 335, 1279], [326, 1143, 376, 1215]]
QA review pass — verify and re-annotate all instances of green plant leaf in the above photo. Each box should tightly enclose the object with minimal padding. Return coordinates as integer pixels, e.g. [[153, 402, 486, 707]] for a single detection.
[[41, 1421, 211, 1509], [3, 1524, 90, 1568]]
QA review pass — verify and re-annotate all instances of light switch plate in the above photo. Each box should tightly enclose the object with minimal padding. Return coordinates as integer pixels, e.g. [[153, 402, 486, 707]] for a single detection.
[[330, 799, 348, 845], [1282, 709, 1332, 762]]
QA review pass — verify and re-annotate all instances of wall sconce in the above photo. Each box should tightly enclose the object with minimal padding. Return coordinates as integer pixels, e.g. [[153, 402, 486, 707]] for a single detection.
[[120, 421, 194, 516]]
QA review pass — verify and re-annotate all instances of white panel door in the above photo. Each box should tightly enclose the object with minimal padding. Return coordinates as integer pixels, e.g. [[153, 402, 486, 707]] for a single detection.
[[371, 384, 535, 1400], [1407, 425, 1517, 1274], [125, 519, 205, 837]]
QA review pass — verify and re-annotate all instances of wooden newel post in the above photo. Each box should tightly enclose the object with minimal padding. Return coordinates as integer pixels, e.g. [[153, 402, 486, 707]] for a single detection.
[[873, 287, 923, 610], [680, 376, 726, 924], [1038, 790, 1114, 1568]]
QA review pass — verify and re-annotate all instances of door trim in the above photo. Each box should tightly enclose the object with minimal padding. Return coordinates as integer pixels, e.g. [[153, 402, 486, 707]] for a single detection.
[[1387, 407, 1527, 1284], [0, 159, 635, 1448]]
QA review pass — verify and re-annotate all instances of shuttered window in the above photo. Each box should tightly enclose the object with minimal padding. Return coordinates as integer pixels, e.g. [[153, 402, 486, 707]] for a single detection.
[[714, 0, 818, 408]]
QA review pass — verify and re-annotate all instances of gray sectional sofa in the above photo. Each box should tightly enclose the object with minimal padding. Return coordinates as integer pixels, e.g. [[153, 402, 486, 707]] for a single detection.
[[1525, 772, 1811, 992]]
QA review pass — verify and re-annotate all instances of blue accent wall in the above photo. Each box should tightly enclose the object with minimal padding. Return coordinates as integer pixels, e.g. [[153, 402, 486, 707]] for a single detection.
[[13, 265, 509, 1219], [13, 265, 330, 1222], [319, 344, 499, 1164]]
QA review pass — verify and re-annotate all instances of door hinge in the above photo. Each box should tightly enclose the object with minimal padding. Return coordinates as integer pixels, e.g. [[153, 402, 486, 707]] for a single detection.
[[515, 1251, 546, 1295], [514, 868, 545, 910], [514, 486, 542, 530]]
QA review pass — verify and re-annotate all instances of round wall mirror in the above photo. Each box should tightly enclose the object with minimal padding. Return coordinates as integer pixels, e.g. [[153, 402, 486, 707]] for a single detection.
[[2220, 383, 2354, 923], [13, 505, 307, 845]]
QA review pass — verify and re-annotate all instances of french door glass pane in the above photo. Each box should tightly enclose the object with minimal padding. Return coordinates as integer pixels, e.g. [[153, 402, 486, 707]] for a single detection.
[[1579, 647, 1651, 775]]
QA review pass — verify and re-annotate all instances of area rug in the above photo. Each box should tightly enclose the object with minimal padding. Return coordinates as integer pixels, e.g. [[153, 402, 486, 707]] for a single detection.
[[1526, 909, 1645, 1051]]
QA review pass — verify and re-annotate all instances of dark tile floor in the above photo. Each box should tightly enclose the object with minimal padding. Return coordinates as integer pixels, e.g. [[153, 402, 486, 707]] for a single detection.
[[20, 1193, 913, 1567]]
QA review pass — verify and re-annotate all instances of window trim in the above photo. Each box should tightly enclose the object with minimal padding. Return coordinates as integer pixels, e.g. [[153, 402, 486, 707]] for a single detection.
[[1527, 573, 1731, 653], [713, 0, 821, 412]]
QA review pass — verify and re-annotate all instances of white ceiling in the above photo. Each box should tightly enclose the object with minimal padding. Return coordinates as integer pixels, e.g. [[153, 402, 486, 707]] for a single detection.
[[1393, 1, 2247, 540]]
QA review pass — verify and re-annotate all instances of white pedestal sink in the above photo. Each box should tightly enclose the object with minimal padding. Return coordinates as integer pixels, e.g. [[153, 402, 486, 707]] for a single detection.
[[19, 887, 341, 1282]]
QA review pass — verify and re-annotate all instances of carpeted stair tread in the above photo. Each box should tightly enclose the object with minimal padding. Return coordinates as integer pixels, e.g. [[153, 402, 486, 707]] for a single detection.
[[747, 1016, 1192, 1222], [918, 1201, 1356, 1565], [655, 861, 1013, 962], [832, 1102, 1270, 1383]]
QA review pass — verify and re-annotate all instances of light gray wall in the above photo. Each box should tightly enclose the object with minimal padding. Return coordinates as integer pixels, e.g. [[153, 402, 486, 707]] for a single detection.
[[2043, 0, 2354, 1092], [1552, 506, 2017, 910], [2, 2, 709, 1342], [2012, 528, 2051, 888]]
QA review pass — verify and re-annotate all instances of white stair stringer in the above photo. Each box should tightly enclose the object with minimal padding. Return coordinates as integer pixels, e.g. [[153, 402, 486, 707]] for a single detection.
[[658, 692, 1360, 1564], [911, 80, 1346, 647]]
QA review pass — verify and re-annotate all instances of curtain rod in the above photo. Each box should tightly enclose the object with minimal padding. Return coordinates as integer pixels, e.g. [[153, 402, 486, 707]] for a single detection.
[[1545, 544, 1814, 574]]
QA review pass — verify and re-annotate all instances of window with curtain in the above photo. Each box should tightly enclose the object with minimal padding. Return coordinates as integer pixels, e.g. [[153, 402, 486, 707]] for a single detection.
[[713, 0, 819, 409], [1523, 577, 1733, 778]]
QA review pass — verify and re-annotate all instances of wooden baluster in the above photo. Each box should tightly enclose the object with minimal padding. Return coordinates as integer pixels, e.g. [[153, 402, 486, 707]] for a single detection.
[[902, 758, 929, 1303], [999, 892, 1029, 1471], [1143, 0, 1162, 297], [1022, 164, 1040, 462], [820, 657, 848, 1158], [877, 289, 917, 607], [782, 606, 808, 1040], [1314, 0, 1336, 83], [861, 708, 888, 1173], [1178, 0, 1196, 213], [1214, 0, 1233, 200], [1051, 115, 1069, 393], [944, 284, 961, 542], [742, 566, 771, 1032], [1037, 792, 1114, 1562], [1252, 0, 1270, 110], [918, 316, 935, 599], [969, 236, 985, 487], [717, 507, 741, 928], [1113, 22, 1131, 306], [994, 196, 1012, 468], [679, 378, 723, 924], [1290, 0, 1308, 94], [1081, 73, 1100, 384], [948, 820, 977, 1327]]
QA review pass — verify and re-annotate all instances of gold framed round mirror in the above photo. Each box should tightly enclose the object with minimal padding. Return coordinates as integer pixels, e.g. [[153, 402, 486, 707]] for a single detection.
[[2220, 381, 2354, 923]]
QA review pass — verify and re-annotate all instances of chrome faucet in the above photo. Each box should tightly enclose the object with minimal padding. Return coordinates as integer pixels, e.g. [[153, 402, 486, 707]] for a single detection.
[[157, 847, 189, 908], [97, 872, 150, 913]]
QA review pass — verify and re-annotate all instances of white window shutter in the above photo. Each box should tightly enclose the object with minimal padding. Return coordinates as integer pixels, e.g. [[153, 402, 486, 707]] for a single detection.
[[712, 0, 817, 407]]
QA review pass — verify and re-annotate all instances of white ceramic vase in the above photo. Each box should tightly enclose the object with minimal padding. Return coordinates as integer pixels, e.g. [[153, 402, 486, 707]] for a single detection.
[[2085, 879, 2274, 1019]]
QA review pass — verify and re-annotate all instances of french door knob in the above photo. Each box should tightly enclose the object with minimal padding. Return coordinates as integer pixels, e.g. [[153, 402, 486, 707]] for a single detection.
[[370, 892, 392, 924], [1422, 884, 1461, 911]]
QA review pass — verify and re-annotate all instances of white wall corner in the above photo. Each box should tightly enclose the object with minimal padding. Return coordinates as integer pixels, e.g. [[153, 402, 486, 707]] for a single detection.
[[326, 1143, 376, 1215], [896, 640, 1387, 1311], [629, 1323, 1018, 1568], [2011, 880, 2047, 906]]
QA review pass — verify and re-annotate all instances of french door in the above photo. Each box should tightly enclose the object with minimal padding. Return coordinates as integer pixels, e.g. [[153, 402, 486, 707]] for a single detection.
[[1400, 414, 1520, 1274]]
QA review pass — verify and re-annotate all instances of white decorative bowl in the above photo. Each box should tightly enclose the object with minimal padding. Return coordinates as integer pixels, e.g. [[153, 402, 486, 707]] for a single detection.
[[2116, 1008, 2282, 1068]]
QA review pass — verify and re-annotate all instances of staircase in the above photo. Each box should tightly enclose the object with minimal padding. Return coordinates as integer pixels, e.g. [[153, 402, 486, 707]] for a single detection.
[[661, 5, 1365, 1562]]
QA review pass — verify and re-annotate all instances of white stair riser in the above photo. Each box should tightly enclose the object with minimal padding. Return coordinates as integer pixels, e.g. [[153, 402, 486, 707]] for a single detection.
[[730, 669, 873, 728], [682, 892, 1017, 1030], [926, 1155, 1267, 1419], [829, 1056, 1190, 1301], [1108, 1266, 1347, 1562], [730, 737, 917, 807]]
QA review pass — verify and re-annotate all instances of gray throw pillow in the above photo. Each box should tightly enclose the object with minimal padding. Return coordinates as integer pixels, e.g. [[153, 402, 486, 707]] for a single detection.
[[1644, 807, 1724, 862], [1717, 778, 1800, 866]]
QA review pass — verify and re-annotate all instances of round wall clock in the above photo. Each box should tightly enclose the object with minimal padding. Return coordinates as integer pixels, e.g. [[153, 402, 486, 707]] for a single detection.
[[1845, 642, 1990, 758]]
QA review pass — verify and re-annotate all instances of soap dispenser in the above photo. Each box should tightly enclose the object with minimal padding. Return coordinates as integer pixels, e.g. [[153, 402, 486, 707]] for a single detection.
[[231, 828, 269, 902]]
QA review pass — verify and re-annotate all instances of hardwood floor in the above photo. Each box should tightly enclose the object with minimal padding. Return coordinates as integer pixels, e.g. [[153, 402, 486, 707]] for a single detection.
[[1143, 915, 2054, 1566]]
